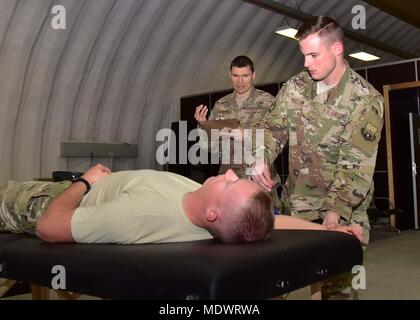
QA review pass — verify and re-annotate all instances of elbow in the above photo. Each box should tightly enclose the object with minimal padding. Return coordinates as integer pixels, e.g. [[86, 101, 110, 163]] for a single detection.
[[35, 220, 57, 243], [35, 212, 75, 243]]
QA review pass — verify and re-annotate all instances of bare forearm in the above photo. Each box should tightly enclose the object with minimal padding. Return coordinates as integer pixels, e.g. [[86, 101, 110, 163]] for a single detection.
[[275, 215, 326, 231], [36, 182, 87, 242], [36, 164, 111, 243], [42, 182, 86, 217], [274, 215, 365, 242]]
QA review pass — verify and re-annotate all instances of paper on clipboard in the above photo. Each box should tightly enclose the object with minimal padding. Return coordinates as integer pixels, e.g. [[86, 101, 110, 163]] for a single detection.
[[200, 119, 239, 137]]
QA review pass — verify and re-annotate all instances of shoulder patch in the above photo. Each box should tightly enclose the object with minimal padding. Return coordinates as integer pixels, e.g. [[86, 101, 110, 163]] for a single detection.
[[361, 122, 378, 141], [351, 111, 381, 157]]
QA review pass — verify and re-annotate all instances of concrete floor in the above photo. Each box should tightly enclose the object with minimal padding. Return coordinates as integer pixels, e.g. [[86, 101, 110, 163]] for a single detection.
[[2, 226, 420, 300], [359, 228, 420, 299], [287, 227, 420, 300]]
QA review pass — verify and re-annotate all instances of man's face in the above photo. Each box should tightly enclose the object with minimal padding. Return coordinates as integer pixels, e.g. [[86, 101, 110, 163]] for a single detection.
[[229, 66, 255, 95], [202, 169, 240, 194], [201, 169, 260, 207], [299, 33, 337, 82]]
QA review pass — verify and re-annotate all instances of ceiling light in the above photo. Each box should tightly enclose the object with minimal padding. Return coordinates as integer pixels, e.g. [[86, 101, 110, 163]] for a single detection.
[[349, 51, 380, 61], [275, 27, 298, 40]]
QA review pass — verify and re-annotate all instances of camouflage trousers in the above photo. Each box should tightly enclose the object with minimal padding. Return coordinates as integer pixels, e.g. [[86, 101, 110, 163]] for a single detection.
[[0, 181, 71, 235], [320, 207, 369, 300]]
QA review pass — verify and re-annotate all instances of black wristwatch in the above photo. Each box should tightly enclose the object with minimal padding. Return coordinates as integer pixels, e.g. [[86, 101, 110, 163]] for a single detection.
[[72, 178, 91, 194]]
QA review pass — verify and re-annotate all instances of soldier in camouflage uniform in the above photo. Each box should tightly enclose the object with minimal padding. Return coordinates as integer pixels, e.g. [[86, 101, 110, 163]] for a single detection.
[[252, 16, 383, 299], [260, 62, 382, 238], [195, 56, 281, 207]]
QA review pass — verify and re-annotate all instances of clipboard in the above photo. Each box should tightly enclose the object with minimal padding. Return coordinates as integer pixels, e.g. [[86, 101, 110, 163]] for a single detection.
[[200, 119, 239, 133]]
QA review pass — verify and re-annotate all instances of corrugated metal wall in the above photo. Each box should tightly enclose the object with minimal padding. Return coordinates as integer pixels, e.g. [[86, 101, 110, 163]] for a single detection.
[[0, 0, 418, 183]]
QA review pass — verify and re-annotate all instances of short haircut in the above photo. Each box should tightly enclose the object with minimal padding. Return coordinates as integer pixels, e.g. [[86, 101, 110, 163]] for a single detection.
[[296, 16, 344, 46], [214, 191, 274, 243], [230, 56, 255, 73]]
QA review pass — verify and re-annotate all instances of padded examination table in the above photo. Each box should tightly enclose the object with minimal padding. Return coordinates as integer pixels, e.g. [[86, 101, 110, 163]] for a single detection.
[[0, 230, 362, 299]]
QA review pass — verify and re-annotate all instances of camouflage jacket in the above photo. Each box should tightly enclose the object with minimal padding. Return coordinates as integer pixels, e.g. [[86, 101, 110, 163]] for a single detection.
[[262, 66, 384, 222], [208, 87, 278, 179], [209, 87, 274, 127]]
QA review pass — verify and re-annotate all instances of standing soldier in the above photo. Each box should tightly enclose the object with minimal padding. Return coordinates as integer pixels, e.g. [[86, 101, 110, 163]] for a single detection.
[[251, 16, 383, 299], [195, 56, 281, 209]]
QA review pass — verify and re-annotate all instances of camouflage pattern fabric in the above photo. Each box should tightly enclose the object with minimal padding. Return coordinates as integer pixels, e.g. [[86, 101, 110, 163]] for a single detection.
[[209, 87, 275, 177], [208, 87, 282, 206], [321, 272, 360, 300], [0, 180, 71, 234], [261, 64, 384, 235]]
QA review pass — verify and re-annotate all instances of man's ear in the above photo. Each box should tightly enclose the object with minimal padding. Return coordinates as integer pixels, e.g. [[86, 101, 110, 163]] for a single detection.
[[252, 72, 256, 81], [332, 41, 344, 57], [205, 207, 220, 222]]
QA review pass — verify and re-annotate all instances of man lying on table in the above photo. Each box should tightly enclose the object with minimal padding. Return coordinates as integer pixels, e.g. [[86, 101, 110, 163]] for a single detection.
[[0, 164, 363, 244]]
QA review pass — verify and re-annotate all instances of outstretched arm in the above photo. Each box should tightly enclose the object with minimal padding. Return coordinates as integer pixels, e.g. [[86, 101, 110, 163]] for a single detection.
[[274, 215, 364, 243], [36, 164, 111, 243]]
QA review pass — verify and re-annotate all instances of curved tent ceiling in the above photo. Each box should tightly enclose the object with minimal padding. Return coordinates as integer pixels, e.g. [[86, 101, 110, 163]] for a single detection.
[[0, 0, 418, 182]]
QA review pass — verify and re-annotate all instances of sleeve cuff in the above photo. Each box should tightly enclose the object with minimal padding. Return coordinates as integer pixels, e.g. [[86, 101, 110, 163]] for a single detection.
[[322, 198, 352, 222]]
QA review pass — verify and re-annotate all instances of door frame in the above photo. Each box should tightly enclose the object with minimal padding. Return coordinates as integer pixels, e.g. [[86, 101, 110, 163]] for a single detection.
[[408, 113, 419, 229], [383, 81, 420, 216]]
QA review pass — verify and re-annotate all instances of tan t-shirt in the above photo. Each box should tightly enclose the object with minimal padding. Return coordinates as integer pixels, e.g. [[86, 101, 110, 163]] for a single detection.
[[71, 170, 213, 244]]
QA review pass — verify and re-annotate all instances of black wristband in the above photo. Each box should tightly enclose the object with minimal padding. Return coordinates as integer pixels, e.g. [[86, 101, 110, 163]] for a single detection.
[[72, 178, 91, 194]]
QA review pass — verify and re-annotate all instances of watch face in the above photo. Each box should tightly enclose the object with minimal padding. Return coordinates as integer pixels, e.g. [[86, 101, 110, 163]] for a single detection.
[[52, 171, 84, 182]]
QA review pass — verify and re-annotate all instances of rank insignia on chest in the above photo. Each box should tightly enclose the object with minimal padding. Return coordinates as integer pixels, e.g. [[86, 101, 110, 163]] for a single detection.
[[361, 122, 378, 141], [290, 97, 305, 106], [309, 111, 318, 123]]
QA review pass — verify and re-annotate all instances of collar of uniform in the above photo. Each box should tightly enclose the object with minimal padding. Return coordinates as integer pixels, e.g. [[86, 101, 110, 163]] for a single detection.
[[337, 60, 351, 89], [304, 60, 351, 101], [230, 86, 256, 109], [299, 72, 315, 99], [248, 86, 257, 105], [325, 61, 351, 103], [228, 92, 239, 110]]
